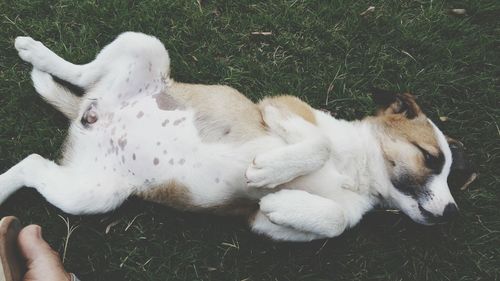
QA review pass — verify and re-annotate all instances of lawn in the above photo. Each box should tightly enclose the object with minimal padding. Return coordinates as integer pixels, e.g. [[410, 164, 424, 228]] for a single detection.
[[0, 0, 499, 280]]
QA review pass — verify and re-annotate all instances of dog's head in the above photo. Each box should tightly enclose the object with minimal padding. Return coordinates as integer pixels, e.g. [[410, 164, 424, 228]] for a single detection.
[[369, 88, 467, 225]]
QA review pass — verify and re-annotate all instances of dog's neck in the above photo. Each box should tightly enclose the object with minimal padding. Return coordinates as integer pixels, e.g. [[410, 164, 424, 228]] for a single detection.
[[316, 112, 393, 204]]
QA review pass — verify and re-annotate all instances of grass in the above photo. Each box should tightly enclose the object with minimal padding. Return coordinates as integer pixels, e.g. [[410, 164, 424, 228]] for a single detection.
[[0, 0, 498, 280]]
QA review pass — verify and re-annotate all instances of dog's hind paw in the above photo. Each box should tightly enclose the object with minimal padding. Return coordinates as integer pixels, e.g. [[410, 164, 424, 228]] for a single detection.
[[30, 68, 54, 94], [15, 37, 52, 70]]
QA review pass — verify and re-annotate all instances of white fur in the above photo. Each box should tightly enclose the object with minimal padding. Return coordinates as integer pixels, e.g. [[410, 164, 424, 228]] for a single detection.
[[420, 120, 456, 214], [0, 32, 457, 241]]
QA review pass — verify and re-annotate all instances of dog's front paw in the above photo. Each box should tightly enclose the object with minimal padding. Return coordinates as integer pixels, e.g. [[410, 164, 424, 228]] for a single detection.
[[260, 189, 347, 238], [245, 153, 295, 188], [15, 37, 52, 69], [259, 190, 308, 225]]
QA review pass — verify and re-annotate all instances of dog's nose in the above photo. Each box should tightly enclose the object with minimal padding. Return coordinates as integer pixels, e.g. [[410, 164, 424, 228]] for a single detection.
[[441, 203, 459, 220]]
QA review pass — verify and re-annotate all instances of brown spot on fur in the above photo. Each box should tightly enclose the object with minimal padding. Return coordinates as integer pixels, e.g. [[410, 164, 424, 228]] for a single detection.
[[137, 111, 144, 118], [153, 158, 160, 165], [258, 95, 317, 124], [173, 117, 186, 126], [118, 137, 127, 151], [132, 153, 136, 160], [120, 101, 130, 109], [162, 119, 169, 126]]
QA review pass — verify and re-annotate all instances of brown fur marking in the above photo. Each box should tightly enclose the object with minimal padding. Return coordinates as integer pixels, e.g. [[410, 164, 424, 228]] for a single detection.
[[137, 179, 258, 216], [168, 82, 266, 142], [136, 180, 193, 210]]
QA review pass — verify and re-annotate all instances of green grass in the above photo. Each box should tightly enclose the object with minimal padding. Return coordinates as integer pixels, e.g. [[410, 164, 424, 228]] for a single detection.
[[0, 0, 499, 280]]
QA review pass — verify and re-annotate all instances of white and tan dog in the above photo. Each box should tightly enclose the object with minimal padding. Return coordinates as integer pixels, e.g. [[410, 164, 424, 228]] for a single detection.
[[1, 32, 463, 241]]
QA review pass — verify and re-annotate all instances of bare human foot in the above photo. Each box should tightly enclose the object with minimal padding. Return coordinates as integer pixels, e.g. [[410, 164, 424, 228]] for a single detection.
[[17, 225, 71, 281]]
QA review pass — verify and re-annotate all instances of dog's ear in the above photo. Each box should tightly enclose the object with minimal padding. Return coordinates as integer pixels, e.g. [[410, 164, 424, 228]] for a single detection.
[[446, 136, 476, 190], [370, 87, 422, 119]]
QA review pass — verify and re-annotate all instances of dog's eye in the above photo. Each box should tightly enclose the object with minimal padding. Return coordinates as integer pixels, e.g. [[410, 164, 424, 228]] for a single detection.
[[422, 149, 433, 161], [413, 144, 445, 174]]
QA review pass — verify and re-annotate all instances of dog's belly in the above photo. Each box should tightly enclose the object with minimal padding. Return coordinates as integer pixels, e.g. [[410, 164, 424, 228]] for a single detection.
[[62, 93, 280, 208]]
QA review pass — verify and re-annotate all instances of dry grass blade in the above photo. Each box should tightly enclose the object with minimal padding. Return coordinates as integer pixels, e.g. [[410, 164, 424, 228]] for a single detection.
[[251, 31, 272, 36], [360, 6, 375, 16], [57, 215, 79, 263]]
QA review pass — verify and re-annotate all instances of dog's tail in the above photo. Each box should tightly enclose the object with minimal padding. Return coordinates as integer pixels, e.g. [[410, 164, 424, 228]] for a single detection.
[[31, 68, 81, 120]]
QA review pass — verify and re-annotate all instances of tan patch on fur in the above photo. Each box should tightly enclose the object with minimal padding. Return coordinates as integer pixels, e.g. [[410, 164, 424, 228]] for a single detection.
[[136, 180, 194, 210], [258, 95, 316, 124], [378, 114, 439, 155], [136, 179, 258, 216], [168, 82, 266, 142]]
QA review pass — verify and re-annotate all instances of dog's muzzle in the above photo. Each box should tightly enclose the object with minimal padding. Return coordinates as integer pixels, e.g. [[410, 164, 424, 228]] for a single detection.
[[418, 203, 459, 224]]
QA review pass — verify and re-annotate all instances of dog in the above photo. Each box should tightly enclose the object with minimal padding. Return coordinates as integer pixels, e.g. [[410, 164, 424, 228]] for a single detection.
[[0, 32, 466, 241]]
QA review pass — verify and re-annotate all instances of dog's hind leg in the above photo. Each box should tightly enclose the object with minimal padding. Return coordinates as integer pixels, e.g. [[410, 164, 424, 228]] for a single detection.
[[15, 32, 170, 91], [30, 69, 81, 119], [15, 37, 99, 89], [0, 154, 130, 215]]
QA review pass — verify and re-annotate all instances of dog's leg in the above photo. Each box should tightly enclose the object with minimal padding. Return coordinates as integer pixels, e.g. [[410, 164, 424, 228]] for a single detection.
[[250, 211, 325, 241], [30, 69, 81, 119], [246, 105, 331, 188], [256, 189, 371, 239], [15, 32, 170, 90], [15, 37, 98, 89], [0, 154, 129, 214]]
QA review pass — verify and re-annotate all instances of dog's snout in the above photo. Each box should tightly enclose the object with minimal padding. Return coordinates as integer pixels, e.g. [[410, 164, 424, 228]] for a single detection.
[[419, 203, 459, 224], [441, 203, 459, 220]]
